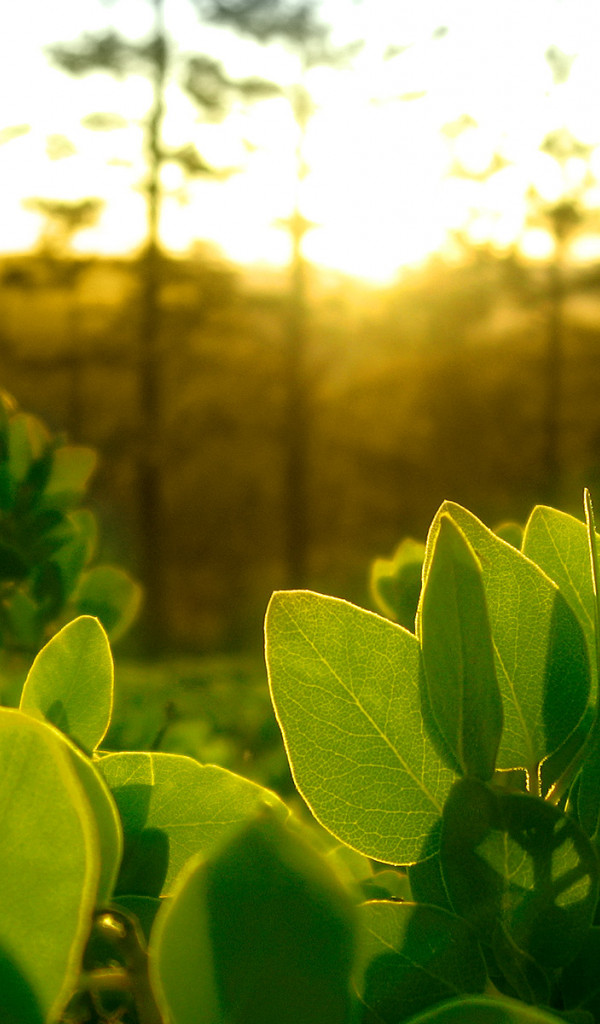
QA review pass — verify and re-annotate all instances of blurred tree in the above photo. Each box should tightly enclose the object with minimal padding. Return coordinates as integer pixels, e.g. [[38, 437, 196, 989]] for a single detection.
[[18, 197, 104, 440], [204, 0, 363, 587], [47, 0, 324, 645]]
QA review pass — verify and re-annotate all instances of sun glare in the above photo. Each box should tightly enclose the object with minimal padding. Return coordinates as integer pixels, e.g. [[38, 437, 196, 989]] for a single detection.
[[2, 0, 600, 277]]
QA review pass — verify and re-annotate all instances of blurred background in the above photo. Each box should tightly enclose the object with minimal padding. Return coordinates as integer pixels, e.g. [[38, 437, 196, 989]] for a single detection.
[[3, 0, 600, 665]]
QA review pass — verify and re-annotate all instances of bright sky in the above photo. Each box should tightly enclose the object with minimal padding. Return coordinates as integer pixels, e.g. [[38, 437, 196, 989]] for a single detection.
[[2, 0, 600, 282]]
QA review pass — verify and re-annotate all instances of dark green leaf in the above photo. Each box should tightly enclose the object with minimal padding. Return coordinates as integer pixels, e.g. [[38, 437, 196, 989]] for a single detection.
[[150, 811, 357, 1024], [561, 925, 600, 1019], [440, 778, 599, 974], [400, 994, 570, 1023], [354, 901, 487, 1023], [419, 515, 502, 780]]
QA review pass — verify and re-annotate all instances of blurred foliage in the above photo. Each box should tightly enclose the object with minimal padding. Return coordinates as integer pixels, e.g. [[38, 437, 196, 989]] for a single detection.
[[105, 653, 294, 799], [3, 246, 600, 651], [0, 390, 141, 702]]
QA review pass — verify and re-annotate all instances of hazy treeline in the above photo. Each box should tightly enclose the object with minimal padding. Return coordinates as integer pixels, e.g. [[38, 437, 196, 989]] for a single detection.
[[2, 246, 600, 651]]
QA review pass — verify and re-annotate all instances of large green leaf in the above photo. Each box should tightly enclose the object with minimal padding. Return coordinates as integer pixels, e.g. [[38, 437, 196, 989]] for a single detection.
[[0, 708, 101, 1022], [420, 515, 502, 781], [402, 995, 568, 1023], [20, 615, 113, 754], [354, 901, 487, 1023], [440, 779, 599, 978], [149, 812, 357, 1024], [99, 751, 287, 897], [420, 503, 590, 779], [265, 591, 456, 865], [522, 505, 598, 698]]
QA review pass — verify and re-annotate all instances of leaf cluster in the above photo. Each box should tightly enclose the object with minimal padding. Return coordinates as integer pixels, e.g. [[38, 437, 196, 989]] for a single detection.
[[8, 489, 600, 1024], [0, 392, 140, 681], [265, 493, 600, 1023]]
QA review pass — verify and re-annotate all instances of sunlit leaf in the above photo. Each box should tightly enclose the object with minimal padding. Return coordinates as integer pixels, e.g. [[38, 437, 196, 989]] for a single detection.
[[420, 515, 502, 780], [370, 538, 425, 629], [420, 503, 590, 778], [99, 751, 287, 897], [20, 615, 113, 753], [0, 708, 101, 1022], [265, 590, 456, 865], [522, 504, 598, 697]]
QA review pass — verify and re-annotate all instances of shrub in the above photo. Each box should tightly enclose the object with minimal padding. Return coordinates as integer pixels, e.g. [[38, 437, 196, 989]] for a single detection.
[[0, 391, 141, 701], [4, 491, 600, 1023]]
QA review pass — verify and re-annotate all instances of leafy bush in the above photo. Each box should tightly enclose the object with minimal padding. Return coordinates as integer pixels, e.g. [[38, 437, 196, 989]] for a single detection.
[[5, 492, 600, 1023], [0, 391, 141, 700]]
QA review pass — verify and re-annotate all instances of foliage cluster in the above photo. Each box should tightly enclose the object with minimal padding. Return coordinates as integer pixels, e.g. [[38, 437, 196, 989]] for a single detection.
[[0, 390, 141, 696], [6, 477, 600, 1022]]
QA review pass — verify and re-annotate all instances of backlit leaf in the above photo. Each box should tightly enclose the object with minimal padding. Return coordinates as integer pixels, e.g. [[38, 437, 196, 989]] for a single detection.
[[419, 515, 502, 780], [522, 504, 598, 697], [265, 591, 456, 865], [370, 538, 425, 630], [20, 615, 113, 753], [99, 750, 287, 897], [0, 708, 100, 1022], [420, 503, 590, 779]]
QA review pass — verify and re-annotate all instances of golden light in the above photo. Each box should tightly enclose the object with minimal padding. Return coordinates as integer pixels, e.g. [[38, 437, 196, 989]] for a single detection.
[[1, 0, 600, 278]]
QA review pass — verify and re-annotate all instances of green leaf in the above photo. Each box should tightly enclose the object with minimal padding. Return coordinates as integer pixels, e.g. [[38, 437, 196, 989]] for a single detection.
[[419, 515, 502, 781], [65, 743, 123, 903], [420, 503, 590, 780], [265, 591, 456, 865], [7, 413, 50, 487], [0, 708, 101, 1022], [370, 538, 425, 629], [522, 504, 598, 698], [74, 565, 142, 641], [354, 901, 487, 1023], [99, 751, 287, 897], [561, 925, 600, 1019], [40, 445, 96, 509], [401, 995, 569, 1023], [440, 778, 599, 974], [149, 811, 357, 1024], [0, 587, 42, 649], [20, 615, 113, 753]]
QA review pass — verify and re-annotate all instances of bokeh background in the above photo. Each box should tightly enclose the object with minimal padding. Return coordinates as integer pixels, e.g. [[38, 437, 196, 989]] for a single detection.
[[3, 0, 600, 665]]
